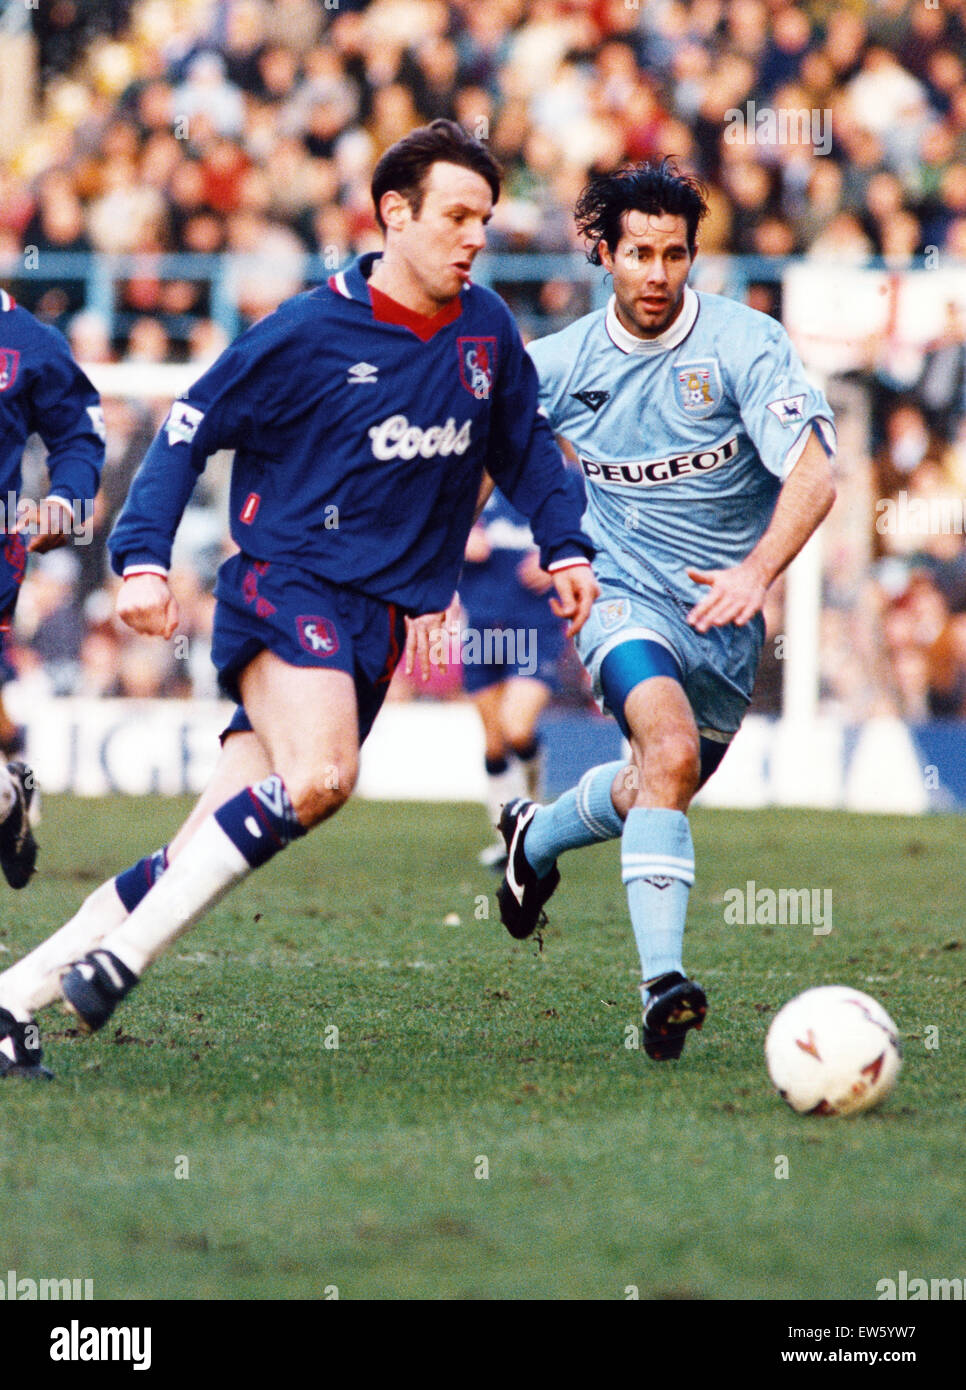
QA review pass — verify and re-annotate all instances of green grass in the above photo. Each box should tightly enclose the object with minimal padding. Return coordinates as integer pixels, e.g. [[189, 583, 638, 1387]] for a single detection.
[[1, 796, 964, 1300]]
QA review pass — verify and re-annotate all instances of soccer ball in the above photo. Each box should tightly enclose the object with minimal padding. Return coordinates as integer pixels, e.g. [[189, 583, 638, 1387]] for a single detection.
[[765, 985, 902, 1117]]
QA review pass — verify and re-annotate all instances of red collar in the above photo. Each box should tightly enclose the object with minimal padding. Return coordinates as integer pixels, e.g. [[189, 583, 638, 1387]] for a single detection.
[[368, 283, 462, 341]]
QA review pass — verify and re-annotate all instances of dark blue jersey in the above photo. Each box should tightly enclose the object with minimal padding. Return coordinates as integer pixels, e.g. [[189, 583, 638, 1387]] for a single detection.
[[0, 290, 105, 512], [109, 253, 592, 614]]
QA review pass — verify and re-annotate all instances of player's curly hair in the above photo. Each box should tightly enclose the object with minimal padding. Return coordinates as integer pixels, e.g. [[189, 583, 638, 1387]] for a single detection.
[[371, 119, 502, 231], [575, 159, 708, 263]]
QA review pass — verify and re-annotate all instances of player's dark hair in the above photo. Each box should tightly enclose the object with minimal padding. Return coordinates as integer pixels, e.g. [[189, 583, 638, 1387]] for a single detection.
[[371, 119, 502, 231], [575, 158, 708, 262]]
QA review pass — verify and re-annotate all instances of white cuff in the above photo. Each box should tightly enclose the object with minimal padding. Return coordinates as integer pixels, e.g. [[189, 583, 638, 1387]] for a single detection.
[[547, 556, 592, 573], [122, 564, 169, 579]]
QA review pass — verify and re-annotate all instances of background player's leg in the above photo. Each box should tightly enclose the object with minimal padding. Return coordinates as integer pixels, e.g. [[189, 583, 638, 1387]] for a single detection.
[[473, 681, 525, 864], [0, 763, 17, 822], [0, 731, 271, 1020], [0, 760, 37, 888], [0, 687, 24, 759], [474, 682, 524, 820], [93, 657, 358, 979], [0, 627, 28, 758], [500, 675, 550, 799]]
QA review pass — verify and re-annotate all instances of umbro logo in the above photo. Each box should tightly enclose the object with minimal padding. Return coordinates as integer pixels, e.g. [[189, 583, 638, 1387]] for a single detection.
[[571, 388, 609, 413], [348, 361, 378, 384]]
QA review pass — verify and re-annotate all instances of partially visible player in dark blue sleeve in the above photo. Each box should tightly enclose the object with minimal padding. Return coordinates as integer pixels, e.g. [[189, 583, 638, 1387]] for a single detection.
[[0, 121, 598, 1078], [459, 487, 572, 869], [0, 288, 104, 914]]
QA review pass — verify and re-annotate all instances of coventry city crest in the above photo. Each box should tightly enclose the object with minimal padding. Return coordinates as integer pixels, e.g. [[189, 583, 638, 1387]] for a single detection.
[[597, 597, 630, 632], [674, 358, 721, 419]]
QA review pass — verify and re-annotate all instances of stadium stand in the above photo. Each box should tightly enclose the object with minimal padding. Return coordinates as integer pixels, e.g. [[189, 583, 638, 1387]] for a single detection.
[[0, 0, 965, 725]]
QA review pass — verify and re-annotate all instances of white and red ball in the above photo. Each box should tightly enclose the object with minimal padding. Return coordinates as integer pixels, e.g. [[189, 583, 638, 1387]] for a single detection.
[[765, 985, 902, 1116]]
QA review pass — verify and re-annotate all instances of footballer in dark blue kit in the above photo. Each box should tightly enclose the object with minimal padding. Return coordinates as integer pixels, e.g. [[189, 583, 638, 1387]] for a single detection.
[[0, 289, 104, 926], [0, 120, 598, 1078], [108, 244, 590, 731]]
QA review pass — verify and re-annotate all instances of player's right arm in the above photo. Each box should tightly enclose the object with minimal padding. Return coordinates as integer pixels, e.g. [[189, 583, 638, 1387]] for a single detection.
[[687, 429, 836, 632], [108, 381, 228, 637], [687, 310, 837, 633]]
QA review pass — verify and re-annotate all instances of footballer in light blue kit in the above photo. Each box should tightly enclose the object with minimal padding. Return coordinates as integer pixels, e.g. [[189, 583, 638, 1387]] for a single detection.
[[496, 161, 837, 1060]]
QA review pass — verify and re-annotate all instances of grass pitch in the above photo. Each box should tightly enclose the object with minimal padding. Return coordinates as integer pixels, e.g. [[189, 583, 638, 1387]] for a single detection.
[[1, 795, 964, 1300]]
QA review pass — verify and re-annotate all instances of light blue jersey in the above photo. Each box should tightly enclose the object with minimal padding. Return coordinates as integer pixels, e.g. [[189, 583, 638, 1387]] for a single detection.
[[527, 286, 836, 737], [528, 286, 835, 607]]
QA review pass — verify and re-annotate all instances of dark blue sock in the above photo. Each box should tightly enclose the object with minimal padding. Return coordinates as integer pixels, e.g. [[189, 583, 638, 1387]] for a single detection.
[[115, 847, 169, 913], [213, 775, 307, 868]]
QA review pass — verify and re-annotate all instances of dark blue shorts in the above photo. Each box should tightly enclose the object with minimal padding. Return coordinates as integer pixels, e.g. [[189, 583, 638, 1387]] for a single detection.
[[459, 612, 565, 694], [0, 532, 26, 624], [0, 533, 27, 682], [459, 571, 566, 696], [212, 552, 406, 745]]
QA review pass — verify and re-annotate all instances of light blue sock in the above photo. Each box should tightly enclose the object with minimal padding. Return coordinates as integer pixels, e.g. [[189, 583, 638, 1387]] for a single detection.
[[524, 760, 626, 877], [621, 807, 694, 986]]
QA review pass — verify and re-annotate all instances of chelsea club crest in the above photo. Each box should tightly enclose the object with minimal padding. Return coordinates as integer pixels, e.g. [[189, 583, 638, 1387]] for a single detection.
[[0, 349, 20, 392], [457, 336, 497, 399], [674, 358, 721, 418]]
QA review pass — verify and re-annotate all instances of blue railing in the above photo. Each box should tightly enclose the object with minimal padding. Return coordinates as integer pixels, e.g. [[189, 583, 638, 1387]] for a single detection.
[[0, 250, 946, 343]]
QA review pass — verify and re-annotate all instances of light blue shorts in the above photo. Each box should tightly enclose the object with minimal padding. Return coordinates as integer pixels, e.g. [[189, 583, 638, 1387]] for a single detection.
[[574, 583, 764, 739]]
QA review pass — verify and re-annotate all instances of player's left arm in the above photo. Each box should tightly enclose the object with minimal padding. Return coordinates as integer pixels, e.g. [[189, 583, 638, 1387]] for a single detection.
[[22, 323, 106, 553], [687, 428, 835, 633]]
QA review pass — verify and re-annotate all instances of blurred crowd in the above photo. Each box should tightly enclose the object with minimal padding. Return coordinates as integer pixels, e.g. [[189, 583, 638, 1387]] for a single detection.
[[1, 0, 966, 721]]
